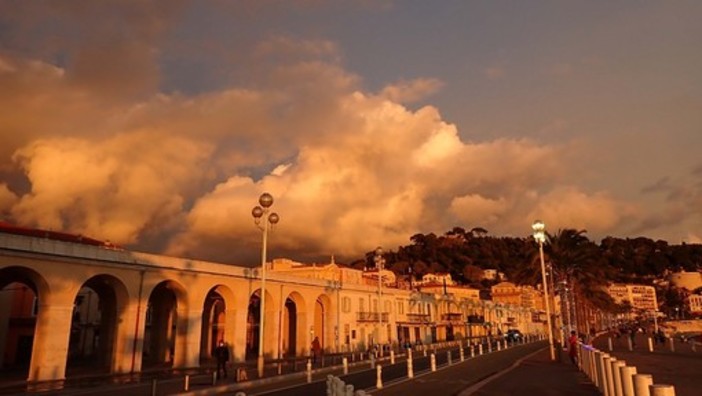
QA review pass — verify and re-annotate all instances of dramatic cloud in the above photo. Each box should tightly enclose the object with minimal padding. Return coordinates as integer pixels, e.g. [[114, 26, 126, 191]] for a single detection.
[[4, 2, 696, 265]]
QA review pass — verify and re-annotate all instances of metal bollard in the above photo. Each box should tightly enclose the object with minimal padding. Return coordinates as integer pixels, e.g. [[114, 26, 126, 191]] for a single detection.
[[370, 354, 375, 368], [460, 346, 465, 362], [497, 340, 502, 351], [151, 379, 157, 396], [212, 371, 217, 385], [608, 337, 613, 351], [669, 337, 675, 352], [633, 374, 653, 396], [184, 375, 190, 391], [650, 384, 676, 396], [488, 341, 492, 353], [504, 339, 508, 350], [343, 357, 349, 375], [423, 348, 427, 357], [430, 353, 436, 372], [479, 343, 483, 355], [407, 349, 414, 378], [390, 350, 395, 364], [376, 364, 383, 389], [306, 359, 312, 383], [627, 337, 633, 352], [447, 350, 452, 365], [648, 337, 654, 352], [620, 366, 637, 396]]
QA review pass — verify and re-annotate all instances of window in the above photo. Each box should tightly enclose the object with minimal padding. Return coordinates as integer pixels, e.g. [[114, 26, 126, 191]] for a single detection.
[[397, 300, 405, 315], [359, 298, 365, 312], [342, 297, 351, 313], [385, 300, 392, 313]]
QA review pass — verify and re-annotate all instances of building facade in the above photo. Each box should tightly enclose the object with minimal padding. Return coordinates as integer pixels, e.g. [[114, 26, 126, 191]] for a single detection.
[[0, 226, 542, 385]]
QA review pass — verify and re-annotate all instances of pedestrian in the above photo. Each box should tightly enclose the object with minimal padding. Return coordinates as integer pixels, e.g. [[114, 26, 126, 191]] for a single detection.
[[214, 340, 229, 379], [311, 336, 321, 364], [568, 330, 578, 365]]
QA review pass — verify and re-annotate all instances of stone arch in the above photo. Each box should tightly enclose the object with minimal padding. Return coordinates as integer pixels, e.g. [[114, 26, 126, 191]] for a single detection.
[[245, 287, 277, 359], [199, 284, 235, 361], [142, 279, 188, 368], [312, 293, 333, 352], [65, 274, 130, 375], [281, 291, 306, 357], [0, 266, 51, 380]]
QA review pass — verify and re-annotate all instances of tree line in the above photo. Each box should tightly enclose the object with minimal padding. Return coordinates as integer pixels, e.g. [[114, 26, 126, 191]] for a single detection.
[[351, 226, 702, 317]]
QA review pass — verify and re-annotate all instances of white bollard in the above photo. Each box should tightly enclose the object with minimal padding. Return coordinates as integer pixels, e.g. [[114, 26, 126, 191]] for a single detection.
[[307, 359, 312, 383], [471, 345, 475, 357], [604, 356, 615, 396], [634, 374, 653, 396], [608, 337, 613, 352], [620, 366, 637, 396], [612, 360, 625, 396], [488, 340, 493, 353], [423, 348, 427, 357], [627, 337, 633, 351], [497, 340, 502, 351], [376, 364, 383, 389], [152, 379, 158, 396], [407, 349, 414, 378], [460, 346, 465, 362], [650, 384, 676, 396], [184, 375, 190, 391], [390, 350, 395, 364], [430, 353, 436, 372], [504, 339, 508, 349], [212, 371, 217, 385], [370, 354, 375, 369], [692, 342, 697, 353], [648, 337, 654, 352], [479, 343, 484, 355], [669, 338, 675, 352], [447, 350, 452, 365], [343, 357, 349, 375]]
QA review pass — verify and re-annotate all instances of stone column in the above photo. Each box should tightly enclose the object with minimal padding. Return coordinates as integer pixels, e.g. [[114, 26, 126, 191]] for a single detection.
[[28, 304, 73, 382]]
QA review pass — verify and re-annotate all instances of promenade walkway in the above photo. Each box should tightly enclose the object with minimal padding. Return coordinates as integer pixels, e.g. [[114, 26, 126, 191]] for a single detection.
[[591, 332, 702, 396]]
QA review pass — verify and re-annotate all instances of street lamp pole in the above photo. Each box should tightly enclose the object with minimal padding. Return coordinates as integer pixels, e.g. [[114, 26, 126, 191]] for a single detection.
[[374, 247, 385, 348], [252, 193, 280, 378], [533, 220, 556, 361]]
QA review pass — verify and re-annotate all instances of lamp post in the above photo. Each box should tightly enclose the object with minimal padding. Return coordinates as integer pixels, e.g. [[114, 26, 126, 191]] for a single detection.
[[252, 192, 280, 378], [326, 280, 342, 353], [374, 247, 386, 348], [532, 220, 556, 361]]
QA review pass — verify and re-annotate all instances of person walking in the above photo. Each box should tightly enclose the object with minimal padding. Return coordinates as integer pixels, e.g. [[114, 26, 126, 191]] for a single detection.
[[311, 336, 321, 364], [214, 340, 230, 379], [568, 330, 578, 365]]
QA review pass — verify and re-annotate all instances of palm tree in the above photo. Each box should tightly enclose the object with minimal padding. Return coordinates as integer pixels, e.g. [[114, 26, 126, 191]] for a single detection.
[[544, 229, 615, 334]]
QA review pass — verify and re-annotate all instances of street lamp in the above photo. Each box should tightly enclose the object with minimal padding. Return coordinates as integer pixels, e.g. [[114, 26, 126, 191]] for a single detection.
[[532, 220, 556, 361], [252, 192, 280, 378], [374, 247, 386, 348]]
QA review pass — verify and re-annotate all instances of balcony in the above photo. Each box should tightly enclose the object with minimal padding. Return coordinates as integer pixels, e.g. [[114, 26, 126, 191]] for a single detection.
[[442, 313, 464, 323], [467, 314, 485, 324], [406, 313, 431, 323], [357, 312, 389, 322]]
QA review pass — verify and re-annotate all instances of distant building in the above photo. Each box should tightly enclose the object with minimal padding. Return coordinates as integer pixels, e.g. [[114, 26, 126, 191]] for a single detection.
[[668, 271, 702, 291], [687, 294, 702, 315], [607, 283, 658, 316], [482, 269, 505, 281]]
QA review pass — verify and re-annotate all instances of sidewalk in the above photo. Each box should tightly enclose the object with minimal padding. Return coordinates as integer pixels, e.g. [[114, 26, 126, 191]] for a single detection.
[[592, 333, 702, 396], [463, 347, 599, 396]]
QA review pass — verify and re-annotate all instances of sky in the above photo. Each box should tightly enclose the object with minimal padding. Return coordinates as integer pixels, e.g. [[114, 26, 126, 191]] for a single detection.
[[0, 1, 701, 266]]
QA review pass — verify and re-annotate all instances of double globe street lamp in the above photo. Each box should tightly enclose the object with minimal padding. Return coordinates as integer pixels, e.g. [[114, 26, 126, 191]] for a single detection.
[[252, 193, 280, 378], [532, 219, 556, 361]]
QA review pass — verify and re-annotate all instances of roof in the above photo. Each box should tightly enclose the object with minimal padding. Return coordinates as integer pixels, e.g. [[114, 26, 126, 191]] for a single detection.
[[0, 221, 119, 249]]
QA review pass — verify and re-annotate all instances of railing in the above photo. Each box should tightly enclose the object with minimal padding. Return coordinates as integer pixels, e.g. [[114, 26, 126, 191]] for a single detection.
[[406, 313, 431, 323], [441, 313, 464, 323], [467, 314, 485, 324], [357, 312, 389, 322]]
